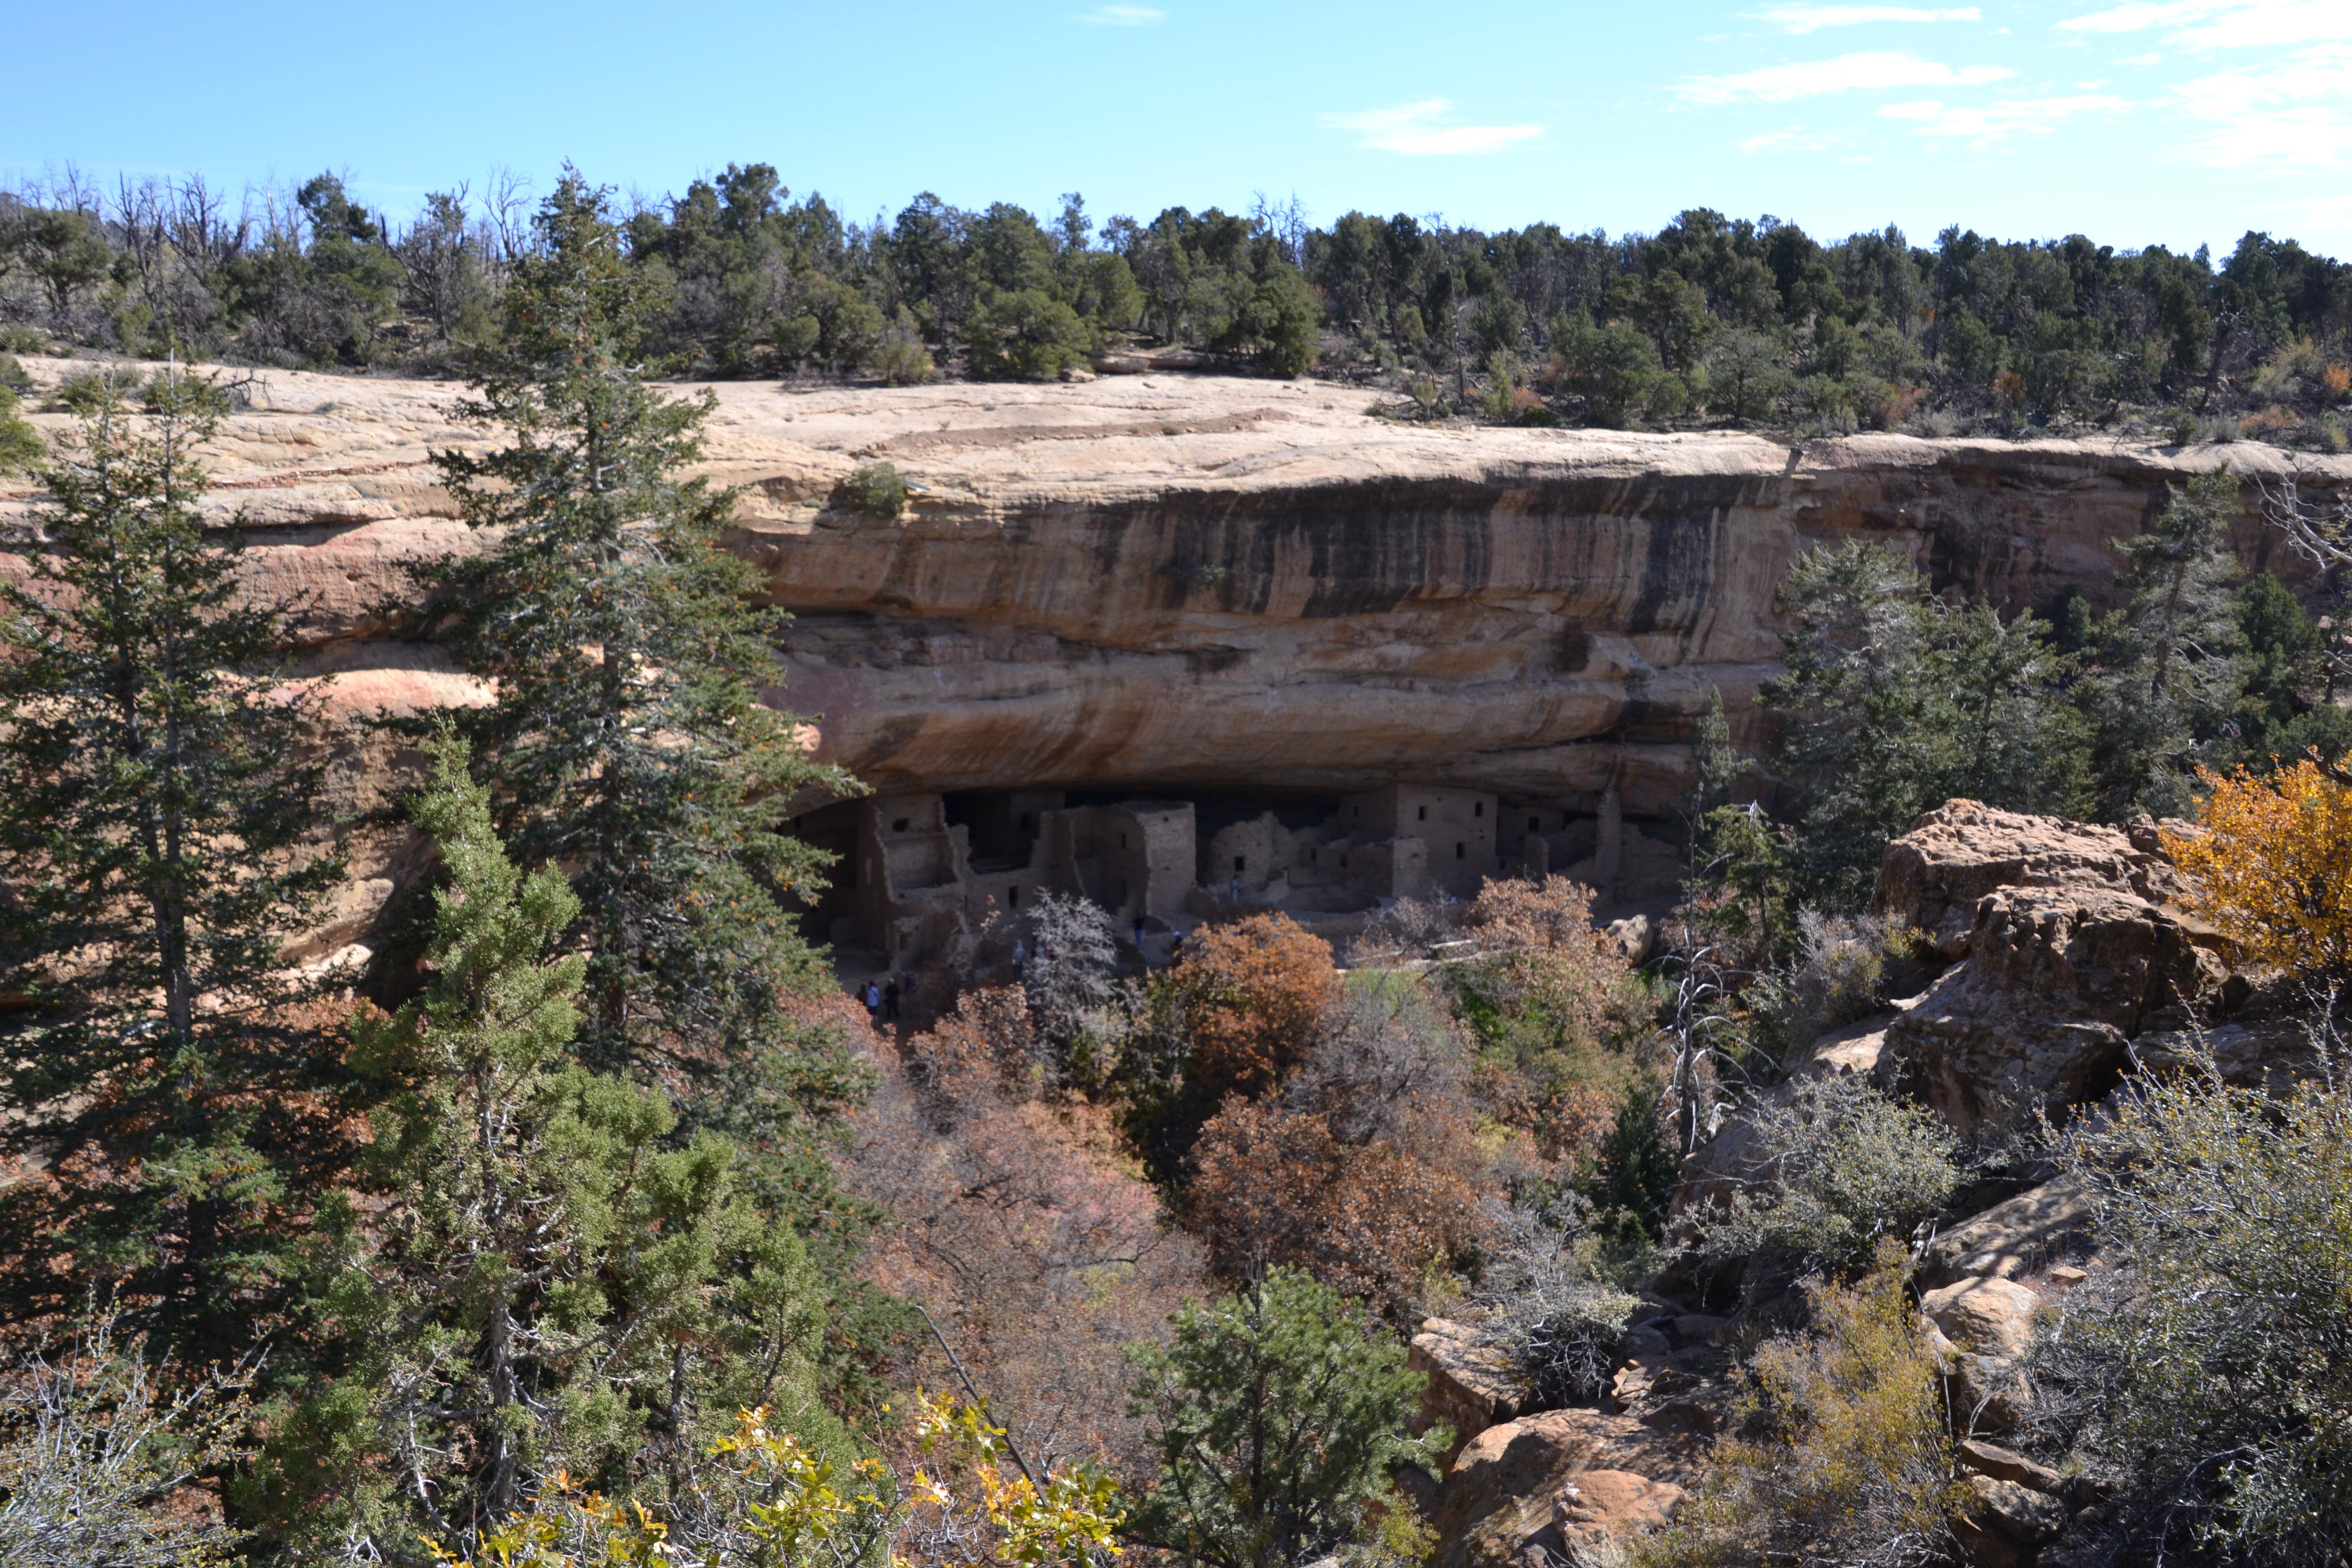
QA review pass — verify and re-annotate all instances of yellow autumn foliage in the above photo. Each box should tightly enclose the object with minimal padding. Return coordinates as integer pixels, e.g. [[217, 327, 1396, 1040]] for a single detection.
[[2162, 755, 2352, 982]]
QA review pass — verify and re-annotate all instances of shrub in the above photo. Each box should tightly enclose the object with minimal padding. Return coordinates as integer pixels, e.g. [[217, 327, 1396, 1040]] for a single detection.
[[0, 385, 36, 474], [40, 367, 126, 414], [846, 1011, 1205, 1481], [1470, 1199, 1641, 1407], [2163, 754, 2352, 984], [427, 1395, 1121, 1568], [1124, 1266, 1447, 1568], [1166, 913, 1338, 1100], [2029, 1039, 2352, 1566], [1186, 1097, 1485, 1318], [1788, 912, 1913, 1033], [832, 460, 908, 519], [0, 1315, 252, 1568], [1184, 977, 1491, 1316], [1022, 890, 1120, 1085], [1683, 1074, 1961, 1288], [1638, 1246, 1965, 1568]]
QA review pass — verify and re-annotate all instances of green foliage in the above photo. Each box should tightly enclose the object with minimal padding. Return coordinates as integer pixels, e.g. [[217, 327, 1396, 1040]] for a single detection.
[[0, 383, 36, 473], [2034, 1040, 2352, 1567], [1551, 313, 1685, 427], [963, 285, 1092, 380], [2083, 472, 2250, 817], [414, 174, 864, 1145], [2234, 568, 2352, 766], [1125, 1267, 1447, 1568], [1762, 541, 2089, 908], [258, 738, 846, 1557], [1706, 327, 1792, 423], [0, 371, 343, 1362], [1581, 1077, 1681, 1248], [1639, 1247, 1965, 1568], [1683, 1074, 1961, 1288], [831, 461, 907, 519]]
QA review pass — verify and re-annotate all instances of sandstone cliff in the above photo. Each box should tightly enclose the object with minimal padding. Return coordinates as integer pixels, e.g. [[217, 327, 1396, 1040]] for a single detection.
[[5, 358, 2346, 823]]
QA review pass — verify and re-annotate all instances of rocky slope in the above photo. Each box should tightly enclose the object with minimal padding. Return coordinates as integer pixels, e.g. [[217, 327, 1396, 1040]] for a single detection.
[[1410, 800, 2311, 1566], [5, 358, 2347, 823]]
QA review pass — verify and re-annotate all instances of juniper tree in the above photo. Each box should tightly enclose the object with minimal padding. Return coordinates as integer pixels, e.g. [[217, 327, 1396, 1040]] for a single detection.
[[1124, 1267, 1444, 1568], [259, 738, 846, 1558], [0, 371, 344, 1362], [414, 173, 863, 1148], [2086, 471, 2248, 818]]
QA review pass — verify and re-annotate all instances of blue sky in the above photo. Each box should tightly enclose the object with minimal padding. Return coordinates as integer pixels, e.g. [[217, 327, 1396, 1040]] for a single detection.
[[8, 1, 2352, 256]]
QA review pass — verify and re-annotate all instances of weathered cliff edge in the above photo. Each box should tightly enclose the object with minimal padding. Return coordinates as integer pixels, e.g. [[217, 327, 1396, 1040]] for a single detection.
[[5, 360, 2346, 818]]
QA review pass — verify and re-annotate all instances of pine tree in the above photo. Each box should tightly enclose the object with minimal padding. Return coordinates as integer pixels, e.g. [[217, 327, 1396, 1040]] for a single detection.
[[1124, 1266, 1444, 1568], [2088, 471, 2249, 818], [0, 370, 344, 1362], [413, 173, 863, 1143], [259, 737, 846, 1557], [1762, 541, 2087, 905]]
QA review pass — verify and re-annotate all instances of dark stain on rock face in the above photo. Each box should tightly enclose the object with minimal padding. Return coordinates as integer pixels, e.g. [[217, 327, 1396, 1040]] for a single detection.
[[1558, 621, 1594, 672], [1628, 510, 1720, 634], [1079, 475, 1774, 624]]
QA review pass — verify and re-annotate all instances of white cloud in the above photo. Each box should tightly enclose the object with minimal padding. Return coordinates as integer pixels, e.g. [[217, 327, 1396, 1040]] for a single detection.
[[1073, 4, 1163, 23], [1878, 91, 2134, 140], [1679, 50, 2016, 102], [2058, 1, 2352, 47], [1318, 99, 1546, 155], [2163, 42, 2352, 164], [1755, 5, 1980, 33]]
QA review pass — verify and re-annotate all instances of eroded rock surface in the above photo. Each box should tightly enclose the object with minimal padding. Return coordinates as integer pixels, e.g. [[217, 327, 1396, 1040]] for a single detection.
[[1432, 1409, 1703, 1568], [1881, 803, 2233, 1132]]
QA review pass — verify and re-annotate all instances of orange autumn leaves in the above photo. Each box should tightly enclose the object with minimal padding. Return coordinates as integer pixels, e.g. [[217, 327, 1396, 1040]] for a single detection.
[[1163, 915, 1339, 1101], [2166, 752, 2352, 982]]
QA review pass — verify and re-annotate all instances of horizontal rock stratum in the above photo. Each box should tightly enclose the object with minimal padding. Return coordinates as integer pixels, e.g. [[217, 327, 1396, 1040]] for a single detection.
[[5, 358, 2345, 819]]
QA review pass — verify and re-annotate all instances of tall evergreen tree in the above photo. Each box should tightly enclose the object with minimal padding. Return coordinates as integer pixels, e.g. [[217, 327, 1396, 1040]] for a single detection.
[[0, 371, 345, 1361], [413, 173, 863, 1146], [259, 738, 846, 1558], [1763, 542, 2087, 906], [2087, 472, 2248, 818]]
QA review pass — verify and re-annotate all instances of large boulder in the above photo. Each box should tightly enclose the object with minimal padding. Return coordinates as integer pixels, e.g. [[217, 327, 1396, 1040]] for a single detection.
[[1876, 801, 2184, 959], [1921, 1276, 2042, 1360], [1432, 1409, 1703, 1568], [1891, 884, 2227, 1131], [1922, 1175, 2095, 1287], [1411, 1319, 1530, 1457]]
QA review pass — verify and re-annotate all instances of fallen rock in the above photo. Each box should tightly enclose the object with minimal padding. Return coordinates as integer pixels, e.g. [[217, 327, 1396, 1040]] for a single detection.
[[1951, 1353, 2037, 1434], [1967, 1473, 2070, 1544], [1550, 1469, 1685, 1551], [1887, 882, 2227, 1132], [1922, 1177, 2095, 1286], [1605, 913, 1656, 964], [1432, 1409, 1703, 1568], [1410, 1319, 1529, 1456], [1957, 1438, 2066, 1494], [1875, 801, 2185, 959], [1922, 1276, 2042, 1360], [1950, 1513, 2030, 1568]]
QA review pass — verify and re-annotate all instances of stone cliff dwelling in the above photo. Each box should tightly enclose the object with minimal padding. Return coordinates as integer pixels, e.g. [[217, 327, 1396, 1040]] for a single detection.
[[793, 781, 1687, 967]]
